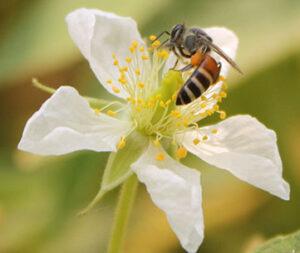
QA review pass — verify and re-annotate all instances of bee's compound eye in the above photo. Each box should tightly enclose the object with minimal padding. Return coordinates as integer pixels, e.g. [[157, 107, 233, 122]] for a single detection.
[[184, 35, 197, 53]]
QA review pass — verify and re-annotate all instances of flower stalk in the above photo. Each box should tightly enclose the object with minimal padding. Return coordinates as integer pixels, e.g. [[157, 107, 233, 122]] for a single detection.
[[107, 175, 139, 253]]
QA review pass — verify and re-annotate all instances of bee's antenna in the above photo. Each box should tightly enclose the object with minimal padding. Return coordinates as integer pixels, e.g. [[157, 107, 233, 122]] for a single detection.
[[158, 39, 169, 49], [153, 31, 170, 42]]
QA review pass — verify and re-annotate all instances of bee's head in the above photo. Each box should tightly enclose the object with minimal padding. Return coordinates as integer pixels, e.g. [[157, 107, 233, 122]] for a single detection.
[[170, 24, 185, 44]]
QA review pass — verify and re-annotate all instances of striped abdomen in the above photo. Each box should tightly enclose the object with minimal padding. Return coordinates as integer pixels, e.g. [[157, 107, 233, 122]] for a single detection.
[[176, 54, 221, 105]]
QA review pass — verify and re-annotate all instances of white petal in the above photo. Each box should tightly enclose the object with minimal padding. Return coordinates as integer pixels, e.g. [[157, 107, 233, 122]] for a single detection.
[[178, 115, 290, 200], [18, 86, 132, 155], [132, 143, 203, 253], [204, 27, 239, 76], [66, 8, 145, 98]]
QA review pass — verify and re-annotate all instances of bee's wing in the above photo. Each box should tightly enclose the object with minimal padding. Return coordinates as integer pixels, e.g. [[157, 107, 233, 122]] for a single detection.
[[202, 37, 243, 74]]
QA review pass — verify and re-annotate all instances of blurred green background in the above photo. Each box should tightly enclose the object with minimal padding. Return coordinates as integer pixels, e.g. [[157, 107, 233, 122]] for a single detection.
[[1, 0, 300, 252]]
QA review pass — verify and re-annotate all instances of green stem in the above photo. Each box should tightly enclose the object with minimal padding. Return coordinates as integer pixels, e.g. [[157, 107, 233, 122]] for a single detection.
[[107, 175, 139, 253]]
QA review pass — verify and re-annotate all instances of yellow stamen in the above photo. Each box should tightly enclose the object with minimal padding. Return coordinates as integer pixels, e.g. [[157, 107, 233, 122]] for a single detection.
[[165, 99, 171, 106], [171, 110, 181, 118], [155, 153, 165, 161], [200, 111, 208, 118], [193, 138, 200, 145], [202, 135, 208, 141], [219, 111, 227, 119], [220, 91, 227, 98], [142, 54, 149, 60], [219, 75, 226, 81], [113, 60, 119, 66], [125, 57, 132, 63], [157, 50, 169, 59], [211, 128, 218, 134], [129, 46, 136, 53], [149, 35, 157, 41], [118, 77, 127, 85], [212, 93, 219, 99], [200, 102, 207, 108], [120, 66, 128, 72], [172, 92, 178, 101], [107, 79, 113, 84], [94, 108, 101, 115], [138, 82, 145, 89], [159, 100, 165, 108], [151, 40, 161, 48], [213, 105, 219, 112], [112, 86, 120, 94], [201, 95, 208, 101], [117, 137, 126, 150], [135, 68, 141, 75], [139, 46, 145, 52], [176, 146, 187, 159], [107, 110, 117, 117], [131, 40, 138, 48]]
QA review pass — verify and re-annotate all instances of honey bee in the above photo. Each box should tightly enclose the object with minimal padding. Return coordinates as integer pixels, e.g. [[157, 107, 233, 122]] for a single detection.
[[155, 24, 242, 105], [157, 24, 242, 74]]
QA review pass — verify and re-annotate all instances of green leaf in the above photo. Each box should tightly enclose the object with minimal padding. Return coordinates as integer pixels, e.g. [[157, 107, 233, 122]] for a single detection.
[[253, 230, 300, 253], [79, 131, 148, 215]]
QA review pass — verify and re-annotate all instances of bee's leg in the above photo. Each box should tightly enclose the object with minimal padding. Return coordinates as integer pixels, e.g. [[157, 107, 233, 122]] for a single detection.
[[178, 64, 193, 72], [170, 58, 179, 70], [201, 45, 210, 53], [217, 62, 222, 75], [215, 62, 222, 82]]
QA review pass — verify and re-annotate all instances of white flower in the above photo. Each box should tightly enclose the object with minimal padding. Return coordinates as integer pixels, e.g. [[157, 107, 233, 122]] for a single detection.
[[18, 8, 290, 253]]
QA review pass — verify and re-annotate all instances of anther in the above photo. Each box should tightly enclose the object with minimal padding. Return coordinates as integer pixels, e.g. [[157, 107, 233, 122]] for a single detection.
[[141, 54, 149, 60], [219, 75, 226, 81], [176, 146, 187, 159], [219, 111, 227, 119], [125, 57, 132, 63], [202, 135, 208, 141], [200, 102, 207, 109], [118, 77, 127, 85], [171, 110, 181, 118], [220, 91, 227, 98], [211, 128, 218, 134], [107, 79, 113, 84], [117, 137, 126, 150], [213, 104, 219, 111], [155, 153, 165, 161], [137, 82, 145, 89], [151, 40, 161, 48], [193, 138, 200, 145], [157, 50, 169, 59], [131, 40, 138, 48], [135, 68, 141, 75], [201, 95, 208, 101], [149, 35, 157, 41], [94, 108, 101, 115], [112, 86, 120, 94], [107, 110, 117, 117], [120, 66, 128, 72]]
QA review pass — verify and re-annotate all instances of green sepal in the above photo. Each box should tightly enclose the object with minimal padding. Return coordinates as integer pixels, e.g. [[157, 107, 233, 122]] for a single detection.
[[79, 131, 148, 215], [253, 230, 300, 253]]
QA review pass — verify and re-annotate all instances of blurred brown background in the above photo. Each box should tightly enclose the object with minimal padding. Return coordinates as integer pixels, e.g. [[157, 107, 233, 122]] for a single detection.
[[0, 1, 300, 252]]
